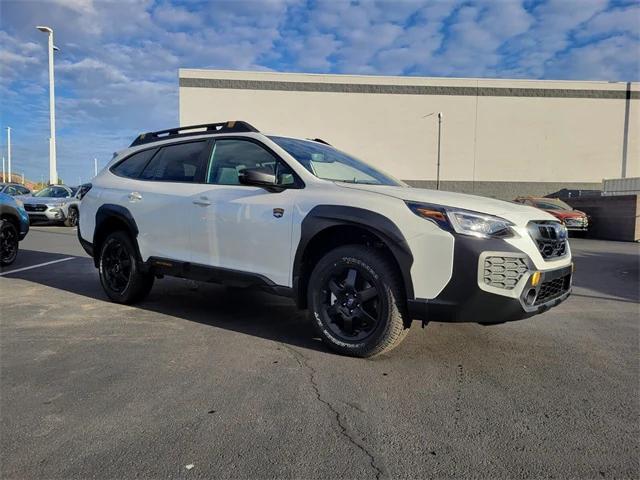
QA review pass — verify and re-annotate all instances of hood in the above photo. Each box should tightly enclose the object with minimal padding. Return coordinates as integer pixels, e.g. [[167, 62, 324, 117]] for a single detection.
[[546, 209, 585, 219], [337, 183, 558, 225]]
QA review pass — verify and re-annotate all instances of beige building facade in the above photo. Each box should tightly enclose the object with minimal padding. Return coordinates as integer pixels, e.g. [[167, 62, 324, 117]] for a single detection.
[[179, 69, 639, 200]]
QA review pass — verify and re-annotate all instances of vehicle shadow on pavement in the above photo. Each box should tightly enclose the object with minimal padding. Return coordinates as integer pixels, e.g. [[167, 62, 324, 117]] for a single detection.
[[570, 249, 639, 303], [5, 249, 326, 353]]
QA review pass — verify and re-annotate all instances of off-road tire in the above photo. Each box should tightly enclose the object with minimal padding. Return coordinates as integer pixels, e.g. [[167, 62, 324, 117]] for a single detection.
[[99, 231, 154, 304], [307, 245, 410, 358]]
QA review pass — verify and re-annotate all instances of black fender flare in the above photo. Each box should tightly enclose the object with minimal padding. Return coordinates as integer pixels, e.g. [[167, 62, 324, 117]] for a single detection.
[[292, 205, 415, 306], [93, 204, 141, 266]]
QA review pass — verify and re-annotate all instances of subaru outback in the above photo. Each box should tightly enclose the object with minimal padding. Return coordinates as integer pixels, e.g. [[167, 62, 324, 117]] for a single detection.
[[78, 121, 572, 357]]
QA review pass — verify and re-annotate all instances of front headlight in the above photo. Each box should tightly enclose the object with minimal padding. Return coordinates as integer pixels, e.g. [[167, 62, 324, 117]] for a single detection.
[[406, 202, 517, 239], [47, 201, 66, 208]]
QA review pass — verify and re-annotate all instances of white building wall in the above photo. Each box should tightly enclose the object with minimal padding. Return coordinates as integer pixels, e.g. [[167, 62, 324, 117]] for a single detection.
[[179, 69, 639, 198]]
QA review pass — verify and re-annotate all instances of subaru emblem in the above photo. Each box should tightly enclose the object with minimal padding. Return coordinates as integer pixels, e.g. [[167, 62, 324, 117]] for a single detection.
[[273, 208, 284, 218]]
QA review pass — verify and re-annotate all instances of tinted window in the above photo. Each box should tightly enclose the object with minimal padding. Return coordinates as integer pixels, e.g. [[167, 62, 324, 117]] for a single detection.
[[5, 186, 18, 195], [140, 141, 208, 182], [112, 148, 157, 179], [17, 186, 30, 195], [206, 139, 295, 186]]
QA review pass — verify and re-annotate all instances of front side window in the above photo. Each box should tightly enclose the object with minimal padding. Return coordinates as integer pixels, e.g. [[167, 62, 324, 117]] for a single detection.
[[140, 141, 208, 183], [206, 139, 296, 186], [269, 136, 404, 186], [112, 148, 158, 179], [34, 186, 71, 198], [17, 186, 30, 195]]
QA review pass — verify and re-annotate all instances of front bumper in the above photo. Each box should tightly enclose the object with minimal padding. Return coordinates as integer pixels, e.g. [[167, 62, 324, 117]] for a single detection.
[[563, 218, 589, 231], [25, 208, 66, 223], [408, 236, 572, 324]]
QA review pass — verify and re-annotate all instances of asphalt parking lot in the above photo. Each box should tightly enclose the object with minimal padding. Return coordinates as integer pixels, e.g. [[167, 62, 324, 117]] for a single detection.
[[1, 226, 638, 479]]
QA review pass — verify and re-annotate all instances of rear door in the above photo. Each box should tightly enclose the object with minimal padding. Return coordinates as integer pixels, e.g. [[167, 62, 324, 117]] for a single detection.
[[104, 140, 211, 262]]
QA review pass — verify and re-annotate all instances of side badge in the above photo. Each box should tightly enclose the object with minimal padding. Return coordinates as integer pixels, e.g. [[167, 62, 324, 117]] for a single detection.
[[273, 208, 284, 218]]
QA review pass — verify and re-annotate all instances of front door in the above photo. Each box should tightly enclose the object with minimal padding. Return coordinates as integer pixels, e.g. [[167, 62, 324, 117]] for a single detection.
[[190, 138, 299, 287]]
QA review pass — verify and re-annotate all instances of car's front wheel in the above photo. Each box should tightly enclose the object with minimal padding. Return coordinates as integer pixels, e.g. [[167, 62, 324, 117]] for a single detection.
[[307, 245, 410, 357], [0, 219, 19, 266], [99, 231, 154, 304], [64, 207, 78, 227]]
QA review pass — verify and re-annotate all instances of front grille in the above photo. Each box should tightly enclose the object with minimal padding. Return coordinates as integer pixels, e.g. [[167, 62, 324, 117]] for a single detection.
[[564, 218, 583, 226], [27, 214, 49, 222], [535, 274, 571, 305], [483, 256, 528, 290], [528, 221, 568, 259], [24, 204, 47, 212]]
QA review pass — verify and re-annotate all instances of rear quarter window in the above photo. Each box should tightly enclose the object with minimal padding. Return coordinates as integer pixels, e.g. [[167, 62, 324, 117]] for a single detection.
[[111, 148, 158, 179]]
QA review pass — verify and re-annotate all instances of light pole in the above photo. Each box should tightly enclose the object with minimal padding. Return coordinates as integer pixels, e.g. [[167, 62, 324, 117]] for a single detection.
[[436, 112, 443, 190], [94, 158, 98, 177], [6, 127, 11, 183], [36, 25, 58, 185]]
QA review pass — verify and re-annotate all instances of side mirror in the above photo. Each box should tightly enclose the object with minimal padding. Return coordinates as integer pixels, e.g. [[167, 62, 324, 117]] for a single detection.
[[238, 167, 277, 188]]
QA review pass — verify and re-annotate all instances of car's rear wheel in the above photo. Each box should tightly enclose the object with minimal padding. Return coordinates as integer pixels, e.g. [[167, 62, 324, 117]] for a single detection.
[[99, 231, 154, 304], [0, 220, 19, 266], [64, 207, 78, 227], [307, 245, 410, 358]]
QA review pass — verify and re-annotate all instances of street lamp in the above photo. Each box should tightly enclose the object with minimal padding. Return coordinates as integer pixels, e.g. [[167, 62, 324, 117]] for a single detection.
[[36, 25, 58, 185]]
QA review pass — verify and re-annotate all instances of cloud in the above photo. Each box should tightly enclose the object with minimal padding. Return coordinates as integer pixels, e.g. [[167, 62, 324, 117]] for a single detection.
[[0, 0, 638, 182]]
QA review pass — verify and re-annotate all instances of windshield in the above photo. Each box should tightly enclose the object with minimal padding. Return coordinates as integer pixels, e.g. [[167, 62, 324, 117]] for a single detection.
[[34, 186, 71, 198], [531, 199, 572, 211], [269, 136, 404, 186]]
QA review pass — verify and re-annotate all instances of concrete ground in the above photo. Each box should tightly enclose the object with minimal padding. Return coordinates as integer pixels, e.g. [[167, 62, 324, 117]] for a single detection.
[[1, 226, 638, 479]]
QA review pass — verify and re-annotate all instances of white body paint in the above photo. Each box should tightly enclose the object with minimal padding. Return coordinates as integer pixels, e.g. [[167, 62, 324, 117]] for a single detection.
[[80, 131, 572, 301]]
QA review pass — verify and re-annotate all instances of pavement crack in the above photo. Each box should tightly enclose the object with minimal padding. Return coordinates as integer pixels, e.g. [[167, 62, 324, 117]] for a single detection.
[[281, 344, 384, 480], [454, 363, 464, 426]]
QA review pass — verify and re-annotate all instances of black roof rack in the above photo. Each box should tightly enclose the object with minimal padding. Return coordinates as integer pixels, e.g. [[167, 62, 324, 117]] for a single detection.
[[309, 138, 331, 145], [130, 121, 259, 147]]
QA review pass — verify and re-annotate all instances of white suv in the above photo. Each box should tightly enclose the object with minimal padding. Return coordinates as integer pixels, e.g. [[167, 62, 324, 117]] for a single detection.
[[79, 121, 573, 357]]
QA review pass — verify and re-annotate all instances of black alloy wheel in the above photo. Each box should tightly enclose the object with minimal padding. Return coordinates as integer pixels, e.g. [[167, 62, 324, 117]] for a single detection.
[[321, 266, 381, 342], [308, 245, 409, 357], [101, 237, 133, 294], [0, 220, 19, 266], [98, 231, 154, 304]]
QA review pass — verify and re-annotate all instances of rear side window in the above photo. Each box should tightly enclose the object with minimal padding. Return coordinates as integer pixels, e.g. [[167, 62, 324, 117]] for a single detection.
[[112, 148, 157, 179], [140, 141, 208, 183]]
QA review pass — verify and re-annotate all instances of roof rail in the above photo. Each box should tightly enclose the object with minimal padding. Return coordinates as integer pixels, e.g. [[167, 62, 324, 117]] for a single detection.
[[129, 121, 259, 147]]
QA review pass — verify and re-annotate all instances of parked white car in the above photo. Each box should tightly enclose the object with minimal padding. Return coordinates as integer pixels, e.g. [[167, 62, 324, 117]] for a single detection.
[[22, 185, 76, 225], [79, 121, 573, 357]]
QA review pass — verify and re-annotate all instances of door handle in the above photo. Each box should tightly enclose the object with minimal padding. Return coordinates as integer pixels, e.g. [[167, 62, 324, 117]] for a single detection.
[[128, 192, 142, 201], [193, 196, 211, 206]]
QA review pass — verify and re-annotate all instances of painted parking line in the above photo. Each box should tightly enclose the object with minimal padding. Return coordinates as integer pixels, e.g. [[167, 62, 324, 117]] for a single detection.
[[0, 257, 76, 276]]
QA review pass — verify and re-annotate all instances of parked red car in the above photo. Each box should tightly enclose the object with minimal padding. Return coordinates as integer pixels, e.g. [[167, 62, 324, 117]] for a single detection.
[[514, 197, 589, 232]]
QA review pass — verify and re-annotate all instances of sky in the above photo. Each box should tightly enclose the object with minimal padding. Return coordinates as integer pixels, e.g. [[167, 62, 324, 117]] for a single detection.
[[1, 0, 639, 185]]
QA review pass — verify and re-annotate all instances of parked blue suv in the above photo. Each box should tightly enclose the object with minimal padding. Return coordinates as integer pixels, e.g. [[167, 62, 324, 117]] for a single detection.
[[0, 192, 30, 266]]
